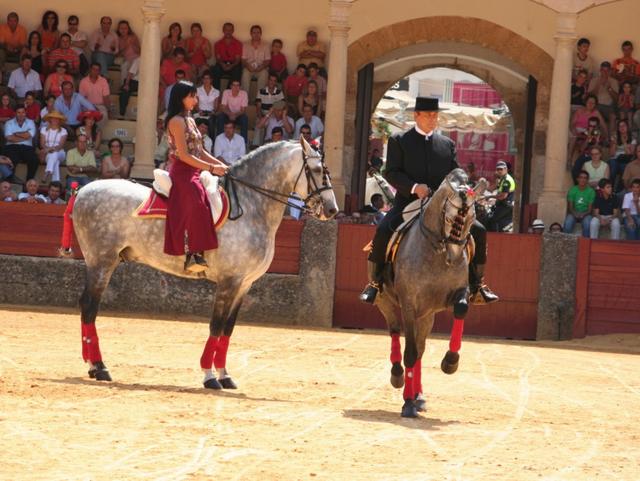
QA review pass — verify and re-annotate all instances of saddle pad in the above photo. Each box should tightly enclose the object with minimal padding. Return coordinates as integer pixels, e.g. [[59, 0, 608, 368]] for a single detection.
[[386, 215, 418, 264], [133, 186, 230, 229]]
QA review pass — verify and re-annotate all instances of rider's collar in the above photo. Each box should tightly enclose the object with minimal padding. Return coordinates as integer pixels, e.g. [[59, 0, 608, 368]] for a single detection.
[[414, 125, 434, 139]]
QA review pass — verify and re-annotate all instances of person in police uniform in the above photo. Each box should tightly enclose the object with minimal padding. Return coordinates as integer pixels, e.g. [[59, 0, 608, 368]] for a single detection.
[[484, 160, 516, 232], [360, 97, 498, 305]]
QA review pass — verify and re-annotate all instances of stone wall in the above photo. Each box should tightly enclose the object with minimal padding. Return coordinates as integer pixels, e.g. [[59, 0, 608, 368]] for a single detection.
[[0, 219, 338, 328]]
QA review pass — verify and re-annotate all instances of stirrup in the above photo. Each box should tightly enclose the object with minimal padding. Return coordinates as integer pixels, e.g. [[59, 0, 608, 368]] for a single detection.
[[359, 281, 380, 304], [469, 285, 499, 305], [184, 254, 208, 273]]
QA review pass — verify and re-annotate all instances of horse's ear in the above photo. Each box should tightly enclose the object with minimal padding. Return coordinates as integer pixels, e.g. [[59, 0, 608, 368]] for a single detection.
[[474, 178, 489, 196], [300, 135, 313, 156]]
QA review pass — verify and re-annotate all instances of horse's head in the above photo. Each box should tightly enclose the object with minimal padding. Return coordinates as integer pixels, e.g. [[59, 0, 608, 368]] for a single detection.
[[295, 137, 338, 220], [427, 168, 487, 264]]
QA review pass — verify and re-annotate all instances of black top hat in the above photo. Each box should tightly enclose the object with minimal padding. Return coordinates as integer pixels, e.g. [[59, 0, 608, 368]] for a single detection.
[[414, 97, 446, 112]]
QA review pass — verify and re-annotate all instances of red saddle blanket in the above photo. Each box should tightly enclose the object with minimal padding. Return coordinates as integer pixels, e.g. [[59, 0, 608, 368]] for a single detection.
[[133, 189, 230, 229]]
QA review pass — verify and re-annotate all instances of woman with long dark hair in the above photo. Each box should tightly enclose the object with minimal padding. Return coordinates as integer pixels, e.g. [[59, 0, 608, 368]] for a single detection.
[[164, 81, 228, 272], [21, 31, 44, 73], [38, 10, 60, 53], [161, 22, 184, 59]]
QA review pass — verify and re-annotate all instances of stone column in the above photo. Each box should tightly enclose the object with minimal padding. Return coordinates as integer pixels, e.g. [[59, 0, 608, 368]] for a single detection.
[[536, 12, 577, 226], [131, 0, 165, 178], [323, 0, 354, 209]]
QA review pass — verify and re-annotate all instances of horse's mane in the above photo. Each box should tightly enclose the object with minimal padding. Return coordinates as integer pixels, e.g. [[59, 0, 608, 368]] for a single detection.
[[228, 140, 297, 176]]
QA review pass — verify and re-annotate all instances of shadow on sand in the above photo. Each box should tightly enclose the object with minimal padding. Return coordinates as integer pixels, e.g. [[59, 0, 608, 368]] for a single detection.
[[342, 409, 460, 430]]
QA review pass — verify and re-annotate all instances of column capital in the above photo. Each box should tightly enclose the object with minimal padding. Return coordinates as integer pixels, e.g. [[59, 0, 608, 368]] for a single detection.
[[328, 0, 354, 32], [554, 11, 578, 40], [142, 0, 166, 21]]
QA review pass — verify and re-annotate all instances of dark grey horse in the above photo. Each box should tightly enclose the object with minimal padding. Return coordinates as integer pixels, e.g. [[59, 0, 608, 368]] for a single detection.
[[72, 138, 338, 389], [370, 169, 486, 417]]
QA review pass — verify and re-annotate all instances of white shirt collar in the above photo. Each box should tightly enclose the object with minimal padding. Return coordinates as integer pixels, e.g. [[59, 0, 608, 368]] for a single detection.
[[414, 125, 434, 139]]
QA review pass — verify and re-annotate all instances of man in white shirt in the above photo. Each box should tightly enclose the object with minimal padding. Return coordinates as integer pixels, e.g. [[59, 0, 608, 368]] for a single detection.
[[18, 179, 46, 203], [241, 25, 270, 93], [89, 16, 118, 76], [294, 104, 324, 139], [216, 79, 249, 143], [8, 54, 42, 99], [214, 120, 246, 165], [65, 14, 89, 75], [196, 118, 213, 153]]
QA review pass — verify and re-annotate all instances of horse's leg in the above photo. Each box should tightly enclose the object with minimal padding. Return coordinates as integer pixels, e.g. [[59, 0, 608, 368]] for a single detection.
[[441, 288, 469, 375], [80, 258, 119, 381], [376, 293, 404, 388], [412, 313, 434, 413], [213, 299, 243, 389], [400, 305, 419, 418]]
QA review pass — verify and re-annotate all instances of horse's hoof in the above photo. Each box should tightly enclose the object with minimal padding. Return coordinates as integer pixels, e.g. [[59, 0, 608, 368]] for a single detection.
[[441, 350, 460, 375], [390, 362, 404, 388], [88, 368, 96, 379], [414, 393, 427, 412], [219, 377, 237, 389], [401, 399, 418, 418], [95, 369, 112, 381], [204, 378, 223, 390]]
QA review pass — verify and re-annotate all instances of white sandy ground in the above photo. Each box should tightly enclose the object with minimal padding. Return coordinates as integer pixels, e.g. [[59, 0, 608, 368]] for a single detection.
[[0, 306, 639, 481]]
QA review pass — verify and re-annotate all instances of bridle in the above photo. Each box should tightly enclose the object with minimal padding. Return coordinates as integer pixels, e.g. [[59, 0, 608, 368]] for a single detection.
[[224, 146, 333, 220]]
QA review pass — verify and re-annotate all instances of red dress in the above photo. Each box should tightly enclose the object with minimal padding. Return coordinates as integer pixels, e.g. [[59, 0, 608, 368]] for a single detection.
[[164, 115, 218, 256]]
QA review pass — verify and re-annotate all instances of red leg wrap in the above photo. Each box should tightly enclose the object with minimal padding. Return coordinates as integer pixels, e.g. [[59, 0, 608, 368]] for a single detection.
[[84, 323, 102, 363], [449, 318, 464, 353], [390, 334, 402, 364], [200, 336, 218, 369], [213, 335, 230, 369], [402, 367, 415, 400], [81, 323, 88, 362], [413, 359, 422, 395]]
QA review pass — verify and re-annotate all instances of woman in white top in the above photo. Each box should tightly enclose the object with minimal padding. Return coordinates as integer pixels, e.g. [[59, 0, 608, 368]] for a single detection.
[[39, 111, 68, 184], [196, 70, 220, 139], [582, 146, 610, 188]]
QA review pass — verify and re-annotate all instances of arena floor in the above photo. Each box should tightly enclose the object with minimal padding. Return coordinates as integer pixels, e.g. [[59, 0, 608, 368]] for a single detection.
[[0, 307, 639, 481]]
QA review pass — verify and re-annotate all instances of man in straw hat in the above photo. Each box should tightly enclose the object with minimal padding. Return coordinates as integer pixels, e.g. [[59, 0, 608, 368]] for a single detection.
[[360, 97, 498, 305]]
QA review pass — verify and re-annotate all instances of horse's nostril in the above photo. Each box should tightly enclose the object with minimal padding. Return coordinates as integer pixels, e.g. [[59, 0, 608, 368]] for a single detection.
[[328, 208, 337, 215]]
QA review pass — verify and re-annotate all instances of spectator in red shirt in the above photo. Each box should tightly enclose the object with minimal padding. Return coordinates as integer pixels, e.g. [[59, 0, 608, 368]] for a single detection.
[[283, 64, 308, 117], [47, 33, 80, 75], [160, 47, 192, 88], [44, 60, 72, 98], [23, 91, 40, 123], [269, 39, 287, 84], [212, 22, 242, 91], [612, 40, 640, 86], [0, 93, 15, 123], [186, 23, 211, 77]]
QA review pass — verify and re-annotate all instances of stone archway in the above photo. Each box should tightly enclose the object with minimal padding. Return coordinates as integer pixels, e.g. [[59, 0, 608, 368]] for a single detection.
[[343, 16, 555, 214]]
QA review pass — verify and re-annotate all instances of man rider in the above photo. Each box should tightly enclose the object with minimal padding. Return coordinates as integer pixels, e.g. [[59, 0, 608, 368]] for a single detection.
[[360, 97, 498, 305], [484, 160, 516, 232]]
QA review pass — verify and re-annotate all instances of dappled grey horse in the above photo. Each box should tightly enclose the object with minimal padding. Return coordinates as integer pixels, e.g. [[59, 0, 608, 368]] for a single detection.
[[72, 138, 338, 389], [370, 169, 486, 417]]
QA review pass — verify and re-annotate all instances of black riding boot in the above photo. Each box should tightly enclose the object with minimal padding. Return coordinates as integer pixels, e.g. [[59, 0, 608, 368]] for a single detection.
[[360, 261, 384, 304], [469, 262, 499, 304], [184, 252, 209, 273]]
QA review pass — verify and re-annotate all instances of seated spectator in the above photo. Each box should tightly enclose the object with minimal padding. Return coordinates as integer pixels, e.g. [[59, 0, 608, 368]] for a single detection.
[[590, 178, 621, 240], [37, 10, 60, 54], [298, 80, 323, 118], [161, 22, 185, 59], [269, 39, 287, 84], [47, 33, 80, 75], [573, 38, 595, 83], [21, 31, 44, 74], [464, 161, 479, 185], [65, 133, 97, 189], [284, 64, 308, 117], [612, 40, 640, 87], [161, 47, 192, 94], [571, 69, 588, 108], [569, 94, 606, 166], [0, 93, 15, 123], [23, 91, 41, 123], [116, 20, 140, 86], [163, 69, 187, 111], [297, 29, 326, 73], [307, 63, 327, 99], [40, 95, 56, 128], [18, 178, 46, 203], [563, 170, 595, 237], [39, 110, 68, 184], [582, 146, 609, 187], [255, 100, 294, 144], [79, 62, 111, 125], [294, 104, 324, 139], [0, 12, 27, 67], [298, 123, 312, 143], [45, 180, 66, 204], [186, 23, 211, 76], [65, 15, 89, 75], [589, 61, 618, 134], [617, 81, 635, 127], [622, 145, 640, 191], [76, 110, 102, 157], [212, 22, 242, 91], [530, 218, 545, 235], [609, 119, 636, 190], [256, 73, 284, 116], [119, 56, 139, 117], [54, 81, 96, 130], [1, 180, 17, 201], [89, 16, 118, 77], [0, 155, 14, 181], [216, 80, 249, 143], [549, 222, 563, 233], [100, 138, 130, 179], [214, 119, 246, 165], [270, 126, 284, 142], [195, 118, 213, 153], [196, 70, 219, 139], [241, 25, 270, 94], [360, 193, 386, 225], [44, 60, 73, 98], [8, 54, 42, 99], [2, 104, 38, 180], [623, 178, 640, 240]]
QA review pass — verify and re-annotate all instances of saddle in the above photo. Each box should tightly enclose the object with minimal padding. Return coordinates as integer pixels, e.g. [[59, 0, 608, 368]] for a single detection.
[[132, 169, 230, 229]]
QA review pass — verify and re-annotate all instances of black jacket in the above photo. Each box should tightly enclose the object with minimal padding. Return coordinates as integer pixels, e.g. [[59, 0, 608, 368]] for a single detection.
[[384, 128, 459, 208]]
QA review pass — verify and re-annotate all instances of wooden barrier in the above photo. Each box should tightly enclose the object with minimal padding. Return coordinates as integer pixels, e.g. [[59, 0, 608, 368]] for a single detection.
[[333, 224, 540, 339], [0, 203, 303, 274]]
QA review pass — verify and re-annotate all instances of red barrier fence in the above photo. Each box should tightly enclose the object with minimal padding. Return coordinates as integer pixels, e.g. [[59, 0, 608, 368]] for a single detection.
[[0, 203, 303, 274], [333, 224, 540, 339]]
